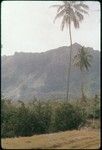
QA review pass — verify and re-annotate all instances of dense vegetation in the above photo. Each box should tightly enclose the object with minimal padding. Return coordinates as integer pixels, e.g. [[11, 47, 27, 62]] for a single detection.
[[1, 96, 100, 138]]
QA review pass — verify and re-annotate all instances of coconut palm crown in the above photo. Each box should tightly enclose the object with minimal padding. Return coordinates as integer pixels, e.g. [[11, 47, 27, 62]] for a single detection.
[[52, 1, 89, 30], [74, 46, 93, 101], [74, 46, 93, 72]]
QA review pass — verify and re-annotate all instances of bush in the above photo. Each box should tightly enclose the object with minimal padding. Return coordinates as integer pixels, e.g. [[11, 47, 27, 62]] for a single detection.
[[1, 99, 88, 138], [15, 104, 32, 136], [53, 102, 87, 131], [29, 101, 52, 134], [86, 96, 100, 119]]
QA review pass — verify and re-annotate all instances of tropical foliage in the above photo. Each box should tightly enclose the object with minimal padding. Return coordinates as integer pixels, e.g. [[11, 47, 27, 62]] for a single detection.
[[74, 46, 93, 101], [1, 98, 87, 138], [1, 96, 100, 138], [52, 1, 89, 101]]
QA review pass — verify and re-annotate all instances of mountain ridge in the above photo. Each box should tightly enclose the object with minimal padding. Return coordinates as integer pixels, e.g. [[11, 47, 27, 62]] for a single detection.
[[2, 42, 98, 57], [1, 43, 100, 101]]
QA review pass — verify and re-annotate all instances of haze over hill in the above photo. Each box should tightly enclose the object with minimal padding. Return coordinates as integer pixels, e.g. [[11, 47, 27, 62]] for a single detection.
[[1, 43, 100, 101]]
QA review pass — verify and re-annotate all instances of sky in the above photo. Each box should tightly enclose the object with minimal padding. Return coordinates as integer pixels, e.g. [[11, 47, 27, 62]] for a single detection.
[[1, 1, 100, 56]]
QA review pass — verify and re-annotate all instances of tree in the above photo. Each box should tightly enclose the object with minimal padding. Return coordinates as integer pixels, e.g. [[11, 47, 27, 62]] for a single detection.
[[51, 1, 89, 101], [74, 46, 93, 101]]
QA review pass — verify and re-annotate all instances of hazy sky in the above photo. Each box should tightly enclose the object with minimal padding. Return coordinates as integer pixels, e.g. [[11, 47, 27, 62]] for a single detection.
[[1, 1, 100, 56]]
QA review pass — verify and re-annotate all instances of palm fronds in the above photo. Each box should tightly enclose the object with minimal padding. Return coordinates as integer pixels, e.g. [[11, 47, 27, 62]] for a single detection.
[[51, 1, 89, 30]]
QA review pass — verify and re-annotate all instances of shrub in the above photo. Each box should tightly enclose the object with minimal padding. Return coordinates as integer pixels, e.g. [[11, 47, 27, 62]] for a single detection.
[[53, 102, 87, 131], [1, 99, 92, 138], [86, 96, 100, 119], [29, 101, 52, 134]]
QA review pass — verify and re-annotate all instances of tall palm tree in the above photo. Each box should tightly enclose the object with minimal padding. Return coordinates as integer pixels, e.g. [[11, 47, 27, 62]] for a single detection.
[[74, 46, 93, 101], [51, 1, 89, 101]]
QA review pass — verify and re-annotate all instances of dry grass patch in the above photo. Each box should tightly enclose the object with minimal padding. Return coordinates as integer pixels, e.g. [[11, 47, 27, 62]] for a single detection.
[[1, 129, 100, 149]]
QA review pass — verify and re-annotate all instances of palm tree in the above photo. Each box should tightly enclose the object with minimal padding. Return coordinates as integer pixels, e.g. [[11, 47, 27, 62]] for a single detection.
[[51, 1, 89, 101], [73, 46, 93, 101]]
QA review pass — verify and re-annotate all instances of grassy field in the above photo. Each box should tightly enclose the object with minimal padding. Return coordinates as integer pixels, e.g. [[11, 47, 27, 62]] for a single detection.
[[1, 128, 100, 149]]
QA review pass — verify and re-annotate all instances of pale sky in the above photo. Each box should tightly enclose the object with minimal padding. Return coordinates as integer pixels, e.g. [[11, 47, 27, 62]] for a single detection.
[[1, 1, 100, 56]]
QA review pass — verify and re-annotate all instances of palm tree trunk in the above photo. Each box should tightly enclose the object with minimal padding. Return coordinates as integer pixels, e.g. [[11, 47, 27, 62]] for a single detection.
[[81, 70, 86, 102], [66, 19, 72, 101]]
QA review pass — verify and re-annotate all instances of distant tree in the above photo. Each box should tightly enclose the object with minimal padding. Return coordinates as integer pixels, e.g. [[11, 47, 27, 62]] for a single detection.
[[74, 46, 93, 101], [51, 1, 89, 101]]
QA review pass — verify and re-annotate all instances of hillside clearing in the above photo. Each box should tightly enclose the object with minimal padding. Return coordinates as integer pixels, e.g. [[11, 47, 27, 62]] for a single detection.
[[1, 129, 100, 149]]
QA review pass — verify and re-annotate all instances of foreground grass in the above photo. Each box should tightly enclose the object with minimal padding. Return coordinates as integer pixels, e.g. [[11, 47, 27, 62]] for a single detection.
[[1, 129, 100, 149]]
